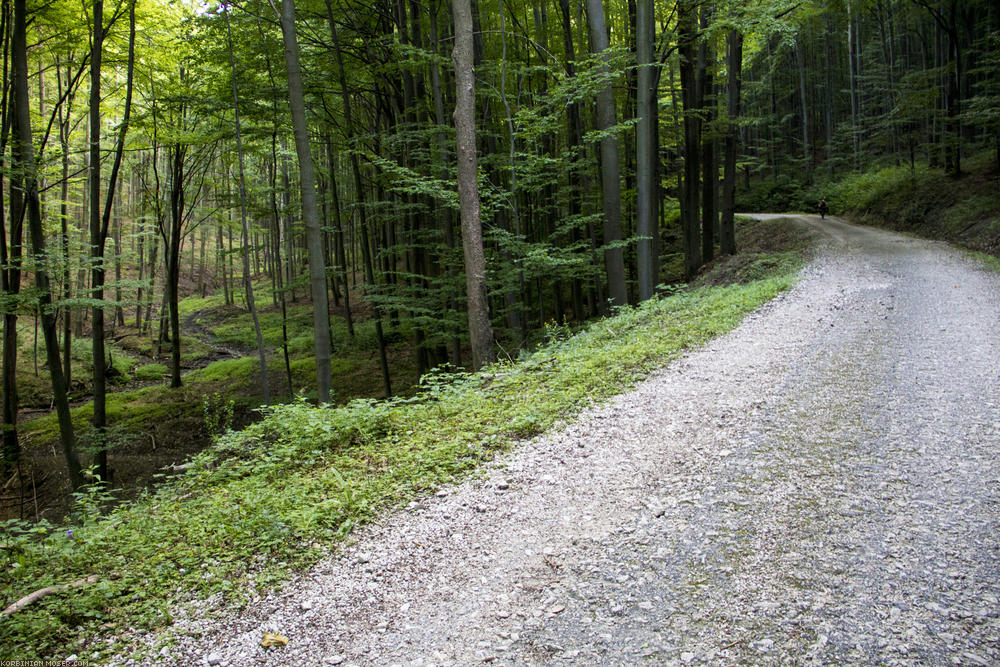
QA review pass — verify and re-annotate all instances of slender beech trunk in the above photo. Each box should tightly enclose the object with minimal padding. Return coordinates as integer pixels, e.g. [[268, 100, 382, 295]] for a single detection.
[[55, 56, 74, 385], [847, 0, 860, 168], [279, 0, 332, 402], [225, 5, 270, 405], [824, 15, 835, 175], [699, 5, 716, 264], [13, 0, 83, 490], [557, 0, 587, 321], [635, 0, 657, 300], [89, 0, 134, 482], [324, 136, 353, 338], [1, 15, 20, 475], [269, 137, 294, 397], [720, 29, 742, 256], [166, 143, 184, 388], [586, 0, 627, 308], [429, 0, 463, 366], [679, 0, 701, 277], [452, 0, 495, 369], [795, 34, 810, 174], [89, 0, 108, 480]]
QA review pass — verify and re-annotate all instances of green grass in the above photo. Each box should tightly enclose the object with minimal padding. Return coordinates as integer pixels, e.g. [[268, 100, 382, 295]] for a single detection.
[[965, 249, 1000, 274], [0, 249, 805, 662], [115, 330, 217, 367], [131, 363, 168, 382]]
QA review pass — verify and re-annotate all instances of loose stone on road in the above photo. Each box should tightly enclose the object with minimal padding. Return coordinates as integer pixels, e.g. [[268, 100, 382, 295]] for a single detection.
[[121, 216, 1000, 666]]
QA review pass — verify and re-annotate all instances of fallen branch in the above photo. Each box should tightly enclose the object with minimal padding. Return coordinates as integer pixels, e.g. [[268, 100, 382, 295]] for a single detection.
[[1, 575, 99, 617]]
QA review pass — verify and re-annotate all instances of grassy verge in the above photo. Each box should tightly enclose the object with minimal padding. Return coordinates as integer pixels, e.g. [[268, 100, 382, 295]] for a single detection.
[[0, 222, 806, 662], [964, 249, 1000, 274]]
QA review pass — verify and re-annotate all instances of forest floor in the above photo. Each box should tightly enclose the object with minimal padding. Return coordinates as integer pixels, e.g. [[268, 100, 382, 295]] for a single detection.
[[4, 292, 417, 523], [116, 215, 1000, 666]]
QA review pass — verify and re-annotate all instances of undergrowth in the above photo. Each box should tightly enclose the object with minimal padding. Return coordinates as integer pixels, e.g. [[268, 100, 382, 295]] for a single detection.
[[0, 237, 805, 662]]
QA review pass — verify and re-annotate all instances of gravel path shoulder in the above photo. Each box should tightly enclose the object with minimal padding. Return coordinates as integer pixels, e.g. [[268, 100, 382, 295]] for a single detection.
[[117, 216, 1000, 666]]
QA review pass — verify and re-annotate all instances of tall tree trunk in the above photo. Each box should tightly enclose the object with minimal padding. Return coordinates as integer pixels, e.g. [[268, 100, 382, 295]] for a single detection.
[[679, 0, 701, 277], [699, 4, 716, 264], [269, 136, 295, 397], [279, 0, 332, 402], [429, 0, 463, 365], [586, 0, 628, 308], [635, 0, 657, 300], [55, 56, 74, 386], [2, 0, 20, 477], [557, 0, 587, 321], [325, 136, 353, 339], [847, 0, 860, 168], [12, 0, 83, 490], [225, 5, 270, 405], [89, 0, 108, 481], [720, 29, 742, 256], [824, 14, 835, 176], [452, 0, 495, 369], [795, 34, 810, 175], [88, 0, 133, 482], [1, 108, 20, 476], [166, 144, 185, 388]]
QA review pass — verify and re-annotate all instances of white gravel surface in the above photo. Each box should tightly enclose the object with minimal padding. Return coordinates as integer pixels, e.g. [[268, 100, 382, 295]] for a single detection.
[[114, 216, 1000, 666]]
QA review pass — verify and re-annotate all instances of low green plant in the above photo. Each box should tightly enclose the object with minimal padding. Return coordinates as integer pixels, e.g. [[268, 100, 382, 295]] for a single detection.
[[202, 392, 236, 437], [132, 363, 168, 381]]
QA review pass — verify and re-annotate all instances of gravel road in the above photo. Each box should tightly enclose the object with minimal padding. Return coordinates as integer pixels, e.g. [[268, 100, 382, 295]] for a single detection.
[[126, 216, 1000, 666]]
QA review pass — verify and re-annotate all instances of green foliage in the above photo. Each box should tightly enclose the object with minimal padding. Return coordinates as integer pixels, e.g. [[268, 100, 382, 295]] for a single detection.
[[734, 174, 811, 213], [965, 249, 1000, 274], [132, 363, 168, 381], [0, 246, 804, 661], [203, 392, 236, 437]]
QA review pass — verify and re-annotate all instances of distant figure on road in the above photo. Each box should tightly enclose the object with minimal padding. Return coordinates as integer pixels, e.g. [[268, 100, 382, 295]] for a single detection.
[[819, 197, 829, 219]]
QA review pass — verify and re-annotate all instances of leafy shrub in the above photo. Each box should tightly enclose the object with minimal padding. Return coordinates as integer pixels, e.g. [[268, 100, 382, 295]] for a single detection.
[[735, 174, 810, 212]]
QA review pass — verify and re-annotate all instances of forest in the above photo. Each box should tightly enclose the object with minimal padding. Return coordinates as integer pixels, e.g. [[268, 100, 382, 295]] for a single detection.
[[1, 0, 999, 515], [1, 0, 1000, 659]]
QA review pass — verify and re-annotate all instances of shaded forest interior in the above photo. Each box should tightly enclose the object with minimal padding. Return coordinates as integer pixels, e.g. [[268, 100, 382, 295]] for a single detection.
[[2, 0, 999, 518]]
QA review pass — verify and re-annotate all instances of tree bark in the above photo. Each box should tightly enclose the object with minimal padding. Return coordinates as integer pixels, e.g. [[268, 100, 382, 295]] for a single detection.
[[795, 34, 810, 175], [12, 0, 83, 490], [635, 0, 657, 300], [679, 0, 701, 278], [699, 4, 716, 264], [847, 0, 860, 168], [326, 2, 392, 396], [586, 0, 628, 308], [279, 0, 332, 402], [720, 29, 742, 257], [452, 0, 495, 369], [90, 0, 134, 482], [225, 4, 270, 406]]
